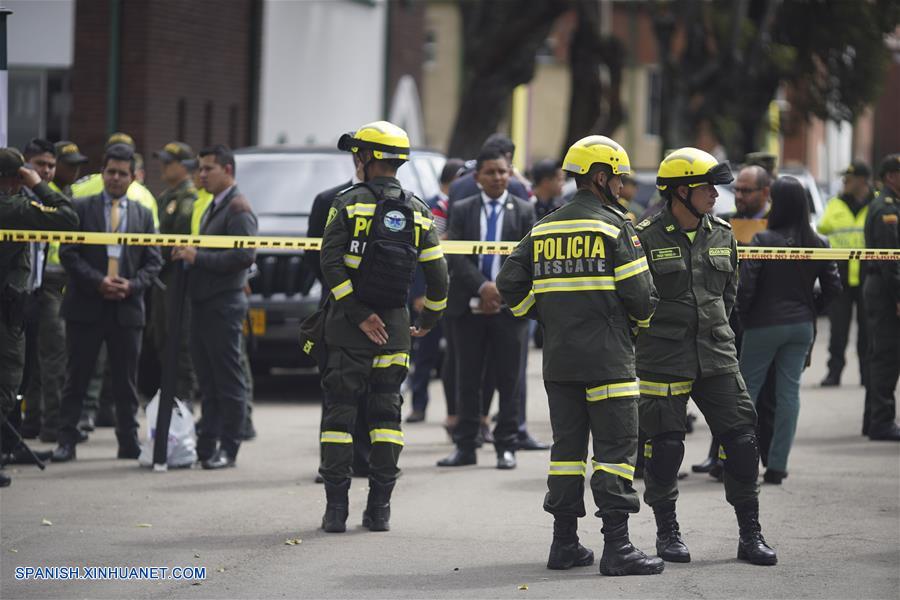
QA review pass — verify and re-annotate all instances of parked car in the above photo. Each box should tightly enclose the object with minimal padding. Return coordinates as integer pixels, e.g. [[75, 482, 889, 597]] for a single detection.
[[234, 147, 445, 373]]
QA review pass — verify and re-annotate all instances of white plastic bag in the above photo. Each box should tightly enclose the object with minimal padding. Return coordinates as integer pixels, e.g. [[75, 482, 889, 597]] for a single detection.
[[139, 393, 197, 468]]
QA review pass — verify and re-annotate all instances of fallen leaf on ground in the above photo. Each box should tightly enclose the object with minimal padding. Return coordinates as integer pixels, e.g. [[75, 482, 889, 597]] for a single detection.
[[8, 548, 18, 553], [41, 519, 52, 526], [194, 553, 201, 559], [216, 567, 225, 573], [136, 523, 153, 528], [518, 584, 528, 591], [284, 538, 302, 546]]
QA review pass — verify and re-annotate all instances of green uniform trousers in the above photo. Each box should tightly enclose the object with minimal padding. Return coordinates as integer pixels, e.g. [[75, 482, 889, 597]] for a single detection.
[[319, 346, 408, 486], [0, 317, 24, 414], [639, 370, 758, 508], [544, 380, 641, 519], [36, 271, 67, 436]]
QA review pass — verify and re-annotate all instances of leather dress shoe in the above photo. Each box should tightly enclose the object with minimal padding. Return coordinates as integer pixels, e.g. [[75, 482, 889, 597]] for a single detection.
[[0, 468, 10, 487], [117, 445, 141, 460], [76, 429, 89, 443], [763, 468, 788, 484], [820, 372, 840, 387], [436, 449, 476, 467], [517, 434, 549, 451], [201, 449, 236, 470], [2, 446, 53, 466], [496, 450, 517, 470], [78, 414, 95, 432], [868, 422, 900, 441], [691, 456, 717, 473], [405, 410, 426, 423], [51, 444, 76, 463]]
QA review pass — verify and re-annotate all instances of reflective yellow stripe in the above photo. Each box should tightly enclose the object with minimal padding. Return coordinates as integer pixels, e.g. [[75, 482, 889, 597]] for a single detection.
[[644, 442, 653, 459], [639, 380, 693, 397], [532, 219, 620, 239], [320, 431, 353, 444], [343, 254, 362, 269], [370, 428, 405, 446], [585, 381, 639, 402], [592, 461, 635, 481], [533, 276, 615, 294], [614, 256, 649, 281], [414, 213, 434, 231], [372, 352, 410, 369], [630, 314, 651, 328], [548, 461, 586, 476], [718, 445, 727, 460], [423, 296, 447, 311], [510, 291, 536, 317], [345, 203, 376, 217], [418, 244, 444, 262], [331, 279, 353, 300]]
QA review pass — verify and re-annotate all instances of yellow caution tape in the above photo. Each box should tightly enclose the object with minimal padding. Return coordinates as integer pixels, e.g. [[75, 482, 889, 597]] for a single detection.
[[2, 230, 899, 260]]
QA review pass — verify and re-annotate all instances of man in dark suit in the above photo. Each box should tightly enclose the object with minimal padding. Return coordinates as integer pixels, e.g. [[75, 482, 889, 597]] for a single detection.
[[52, 144, 162, 462], [438, 147, 535, 470], [447, 134, 530, 205], [172, 145, 257, 469]]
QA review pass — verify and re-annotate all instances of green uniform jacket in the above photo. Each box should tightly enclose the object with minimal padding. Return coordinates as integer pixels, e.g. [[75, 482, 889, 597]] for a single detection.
[[156, 179, 198, 262], [320, 176, 449, 351], [864, 187, 900, 303], [0, 182, 79, 291], [635, 206, 739, 379], [496, 190, 658, 382]]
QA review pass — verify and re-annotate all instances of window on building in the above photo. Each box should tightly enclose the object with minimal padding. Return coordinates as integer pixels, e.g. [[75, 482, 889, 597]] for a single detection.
[[8, 68, 71, 148], [646, 69, 661, 137]]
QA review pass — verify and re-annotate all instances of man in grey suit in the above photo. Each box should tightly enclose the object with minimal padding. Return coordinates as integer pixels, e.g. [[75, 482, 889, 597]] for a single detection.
[[52, 144, 162, 462], [437, 147, 536, 470], [172, 145, 257, 469]]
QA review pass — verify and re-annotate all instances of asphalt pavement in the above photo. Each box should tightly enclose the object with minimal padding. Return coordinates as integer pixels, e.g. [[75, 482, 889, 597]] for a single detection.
[[1, 318, 898, 599]]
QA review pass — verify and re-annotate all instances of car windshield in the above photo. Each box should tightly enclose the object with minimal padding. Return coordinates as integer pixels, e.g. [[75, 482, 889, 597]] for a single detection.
[[236, 153, 354, 216], [235, 152, 444, 217]]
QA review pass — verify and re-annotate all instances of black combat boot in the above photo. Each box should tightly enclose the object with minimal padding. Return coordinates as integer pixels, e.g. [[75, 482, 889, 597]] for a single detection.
[[546, 516, 594, 570], [598, 514, 665, 576], [362, 480, 395, 532], [735, 501, 777, 565], [321, 479, 350, 533], [653, 501, 690, 562]]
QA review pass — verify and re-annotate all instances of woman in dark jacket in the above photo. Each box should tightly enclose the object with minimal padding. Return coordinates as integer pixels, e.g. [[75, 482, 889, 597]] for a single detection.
[[737, 176, 842, 484]]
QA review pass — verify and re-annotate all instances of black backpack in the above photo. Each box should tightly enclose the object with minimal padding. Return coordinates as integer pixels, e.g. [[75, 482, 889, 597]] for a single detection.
[[354, 184, 419, 308]]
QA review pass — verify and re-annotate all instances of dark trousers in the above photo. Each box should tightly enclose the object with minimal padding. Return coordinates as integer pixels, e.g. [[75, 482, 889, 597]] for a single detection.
[[452, 312, 527, 452], [481, 330, 531, 433], [410, 321, 442, 414], [639, 371, 759, 508], [826, 283, 868, 383], [59, 312, 141, 447], [191, 291, 249, 459], [863, 274, 899, 431], [544, 380, 640, 518], [442, 317, 458, 417], [319, 346, 406, 485]]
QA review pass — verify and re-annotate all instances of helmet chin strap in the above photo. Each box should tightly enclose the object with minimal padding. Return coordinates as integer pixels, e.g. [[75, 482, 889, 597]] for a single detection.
[[592, 173, 618, 205], [677, 187, 704, 220]]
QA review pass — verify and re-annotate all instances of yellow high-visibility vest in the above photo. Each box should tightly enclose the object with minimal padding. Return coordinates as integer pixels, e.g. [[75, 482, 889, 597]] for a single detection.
[[191, 188, 214, 235], [818, 196, 868, 286]]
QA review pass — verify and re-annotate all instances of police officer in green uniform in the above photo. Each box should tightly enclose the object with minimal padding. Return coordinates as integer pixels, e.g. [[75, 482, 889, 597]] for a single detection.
[[635, 147, 777, 566], [318, 121, 448, 533], [498, 136, 663, 577], [146, 142, 199, 405], [0, 148, 79, 487], [862, 154, 900, 441]]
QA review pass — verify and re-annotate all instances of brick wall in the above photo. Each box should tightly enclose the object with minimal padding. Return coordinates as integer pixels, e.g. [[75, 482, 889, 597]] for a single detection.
[[71, 0, 259, 194]]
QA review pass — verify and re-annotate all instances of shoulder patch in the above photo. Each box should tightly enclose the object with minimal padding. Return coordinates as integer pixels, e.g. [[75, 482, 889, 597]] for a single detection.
[[30, 200, 58, 213], [713, 216, 732, 229], [883, 214, 899, 224], [326, 206, 338, 226], [635, 219, 652, 231]]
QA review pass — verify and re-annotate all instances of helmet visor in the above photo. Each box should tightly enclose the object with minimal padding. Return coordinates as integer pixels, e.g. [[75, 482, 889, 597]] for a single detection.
[[706, 162, 734, 186]]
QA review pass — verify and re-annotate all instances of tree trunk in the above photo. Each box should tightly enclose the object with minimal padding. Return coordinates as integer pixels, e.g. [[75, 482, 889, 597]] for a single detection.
[[447, 0, 568, 158]]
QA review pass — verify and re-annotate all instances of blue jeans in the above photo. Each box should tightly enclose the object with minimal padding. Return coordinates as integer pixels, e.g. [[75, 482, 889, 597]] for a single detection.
[[740, 322, 814, 472]]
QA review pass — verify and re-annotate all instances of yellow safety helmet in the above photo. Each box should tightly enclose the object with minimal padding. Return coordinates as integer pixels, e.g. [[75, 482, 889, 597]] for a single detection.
[[337, 120, 410, 161], [562, 135, 631, 176], [656, 147, 733, 190]]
